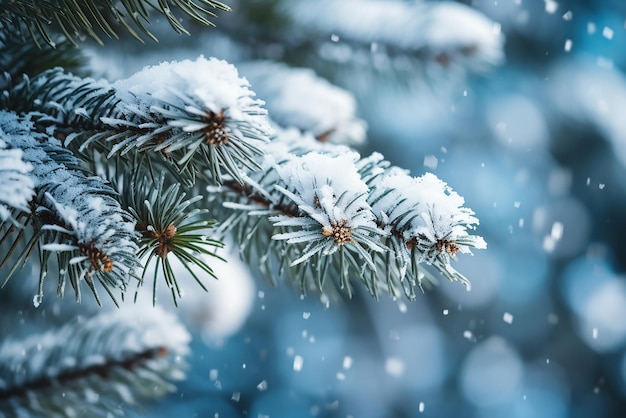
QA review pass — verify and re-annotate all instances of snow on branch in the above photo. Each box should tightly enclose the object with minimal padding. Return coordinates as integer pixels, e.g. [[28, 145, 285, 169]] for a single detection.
[[210, 128, 486, 299], [0, 68, 117, 132], [238, 60, 367, 145], [2, 57, 274, 185], [0, 111, 139, 306], [363, 154, 487, 291], [270, 151, 387, 296], [106, 56, 272, 183], [0, 304, 190, 417], [0, 136, 33, 223], [281, 0, 504, 72]]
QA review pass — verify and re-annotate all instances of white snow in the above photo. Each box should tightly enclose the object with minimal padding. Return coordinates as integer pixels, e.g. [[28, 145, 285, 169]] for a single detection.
[[545, 0, 558, 14], [0, 121, 35, 220], [343, 356, 353, 369], [564, 39, 573, 52], [370, 170, 485, 259], [109, 56, 272, 149], [114, 56, 252, 116], [271, 151, 386, 265], [602, 27, 614, 40], [239, 61, 367, 145], [293, 355, 304, 371], [385, 357, 405, 377]]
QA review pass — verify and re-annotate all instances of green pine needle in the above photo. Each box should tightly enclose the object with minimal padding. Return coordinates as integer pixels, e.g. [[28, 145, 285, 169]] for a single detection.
[[0, 0, 231, 46], [123, 173, 225, 306]]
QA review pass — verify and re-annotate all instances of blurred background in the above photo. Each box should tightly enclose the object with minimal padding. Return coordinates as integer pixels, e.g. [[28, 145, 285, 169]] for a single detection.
[[40, 0, 626, 416]]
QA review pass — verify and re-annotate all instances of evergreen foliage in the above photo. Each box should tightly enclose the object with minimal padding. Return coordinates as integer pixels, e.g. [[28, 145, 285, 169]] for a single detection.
[[0, 0, 500, 415]]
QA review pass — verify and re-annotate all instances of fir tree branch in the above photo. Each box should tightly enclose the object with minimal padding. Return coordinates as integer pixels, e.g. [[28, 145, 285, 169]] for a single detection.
[[0, 0, 231, 46], [0, 111, 140, 306], [209, 128, 486, 300], [238, 60, 367, 145], [1, 57, 273, 185], [0, 304, 190, 417]]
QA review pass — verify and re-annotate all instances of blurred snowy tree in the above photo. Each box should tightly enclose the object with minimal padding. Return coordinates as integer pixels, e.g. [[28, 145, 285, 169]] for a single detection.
[[0, 0, 504, 415]]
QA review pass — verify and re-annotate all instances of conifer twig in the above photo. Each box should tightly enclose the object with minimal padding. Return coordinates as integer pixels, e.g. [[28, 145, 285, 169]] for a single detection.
[[0, 0, 231, 46]]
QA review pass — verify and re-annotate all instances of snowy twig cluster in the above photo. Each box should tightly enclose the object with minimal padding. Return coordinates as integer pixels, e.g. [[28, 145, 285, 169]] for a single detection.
[[0, 111, 139, 306], [212, 127, 486, 299]]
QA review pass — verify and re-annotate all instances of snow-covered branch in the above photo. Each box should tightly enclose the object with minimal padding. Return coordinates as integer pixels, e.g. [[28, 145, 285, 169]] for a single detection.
[[0, 137, 33, 223], [210, 128, 486, 298], [0, 111, 139, 306], [0, 305, 189, 417], [2, 57, 274, 184], [226, 0, 503, 77], [284, 0, 504, 71]]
